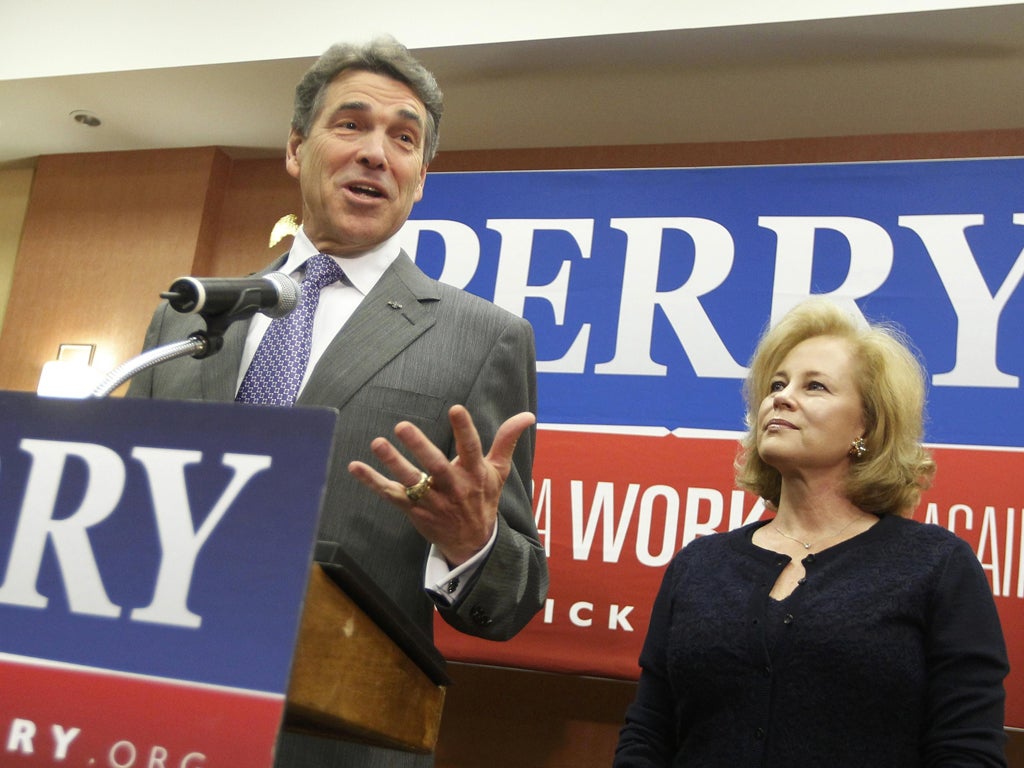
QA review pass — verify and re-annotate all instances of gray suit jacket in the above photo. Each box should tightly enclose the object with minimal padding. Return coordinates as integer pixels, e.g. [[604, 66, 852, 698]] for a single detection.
[[128, 252, 548, 765]]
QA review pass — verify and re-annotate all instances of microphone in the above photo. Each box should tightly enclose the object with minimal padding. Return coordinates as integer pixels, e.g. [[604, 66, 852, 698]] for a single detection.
[[161, 272, 300, 319]]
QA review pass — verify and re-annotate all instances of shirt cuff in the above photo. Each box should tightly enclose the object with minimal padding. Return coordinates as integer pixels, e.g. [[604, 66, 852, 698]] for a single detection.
[[424, 522, 499, 606]]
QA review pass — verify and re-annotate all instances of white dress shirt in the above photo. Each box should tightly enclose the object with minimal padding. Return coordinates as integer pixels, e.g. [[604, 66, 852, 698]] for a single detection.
[[235, 228, 398, 396]]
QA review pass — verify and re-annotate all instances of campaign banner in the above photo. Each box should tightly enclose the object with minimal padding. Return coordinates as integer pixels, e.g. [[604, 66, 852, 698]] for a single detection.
[[402, 159, 1024, 726], [0, 392, 337, 766]]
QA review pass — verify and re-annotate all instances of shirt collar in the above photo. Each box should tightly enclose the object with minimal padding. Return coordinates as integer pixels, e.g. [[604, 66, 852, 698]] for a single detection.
[[279, 228, 401, 297]]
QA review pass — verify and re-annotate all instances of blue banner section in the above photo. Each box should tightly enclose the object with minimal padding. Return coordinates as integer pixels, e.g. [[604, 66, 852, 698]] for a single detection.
[[0, 392, 337, 693], [400, 158, 1024, 445]]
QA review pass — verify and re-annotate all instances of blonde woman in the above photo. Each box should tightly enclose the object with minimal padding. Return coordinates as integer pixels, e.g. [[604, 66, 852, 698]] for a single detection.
[[615, 299, 1008, 767]]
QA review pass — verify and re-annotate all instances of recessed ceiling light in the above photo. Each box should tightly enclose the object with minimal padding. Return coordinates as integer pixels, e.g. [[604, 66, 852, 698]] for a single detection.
[[70, 109, 101, 127]]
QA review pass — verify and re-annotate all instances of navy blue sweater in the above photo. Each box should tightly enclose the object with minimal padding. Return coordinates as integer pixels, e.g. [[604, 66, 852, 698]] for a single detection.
[[614, 515, 1009, 767]]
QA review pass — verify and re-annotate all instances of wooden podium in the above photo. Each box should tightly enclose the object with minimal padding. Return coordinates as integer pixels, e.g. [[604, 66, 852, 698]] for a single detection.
[[284, 543, 450, 754]]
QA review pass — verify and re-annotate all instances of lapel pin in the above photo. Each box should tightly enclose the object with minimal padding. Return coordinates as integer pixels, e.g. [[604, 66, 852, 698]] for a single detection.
[[387, 300, 404, 310]]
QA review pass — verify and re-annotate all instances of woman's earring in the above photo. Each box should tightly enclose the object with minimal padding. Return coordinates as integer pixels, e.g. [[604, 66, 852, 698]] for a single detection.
[[849, 436, 867, 459]]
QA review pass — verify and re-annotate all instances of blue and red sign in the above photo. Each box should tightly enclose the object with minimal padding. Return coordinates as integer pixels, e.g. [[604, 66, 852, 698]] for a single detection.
[[401, 159, 1024, 725], [0, 393, 337, 766]]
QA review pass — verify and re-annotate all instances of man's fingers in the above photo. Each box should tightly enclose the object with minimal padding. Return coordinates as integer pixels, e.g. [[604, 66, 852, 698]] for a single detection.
[[351, 407, 535, 510], [447, 405, 484, 469], [367, 435, 426, 487], [392, 420, 450, 478], [347, 459, 395, 498], [487, 411, 536, 476]]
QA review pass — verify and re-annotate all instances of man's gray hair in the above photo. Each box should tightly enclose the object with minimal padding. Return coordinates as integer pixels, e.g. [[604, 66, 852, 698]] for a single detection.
[[292, 36, 444, 163]]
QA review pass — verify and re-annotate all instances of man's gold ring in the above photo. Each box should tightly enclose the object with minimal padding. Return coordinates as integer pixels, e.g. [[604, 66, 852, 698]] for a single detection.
[[405, 471, 433, 503]]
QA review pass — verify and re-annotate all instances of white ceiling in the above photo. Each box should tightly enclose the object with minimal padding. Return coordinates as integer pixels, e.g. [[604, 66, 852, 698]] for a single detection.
[[2, 3, 1023, 169]]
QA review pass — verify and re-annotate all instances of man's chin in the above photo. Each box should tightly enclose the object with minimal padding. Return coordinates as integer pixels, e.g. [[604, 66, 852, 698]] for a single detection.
[[309, 220, 400, 256]]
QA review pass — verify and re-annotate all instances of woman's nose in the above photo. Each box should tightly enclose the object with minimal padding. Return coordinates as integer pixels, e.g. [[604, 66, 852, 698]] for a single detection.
[[772, 387, 795, 408]]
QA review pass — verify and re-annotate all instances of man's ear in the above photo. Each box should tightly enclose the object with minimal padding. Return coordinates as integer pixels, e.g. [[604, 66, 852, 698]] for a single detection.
[[414, 163, 428, 202], [285, 129, 304, 178]]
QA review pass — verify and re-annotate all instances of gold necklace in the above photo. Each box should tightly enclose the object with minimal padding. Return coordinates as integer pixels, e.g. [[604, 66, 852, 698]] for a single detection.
[[772, 516, 863, 551]]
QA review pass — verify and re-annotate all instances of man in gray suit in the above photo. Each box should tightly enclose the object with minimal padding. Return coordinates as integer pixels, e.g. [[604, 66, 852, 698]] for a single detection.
[[129, 37, 548, 767]]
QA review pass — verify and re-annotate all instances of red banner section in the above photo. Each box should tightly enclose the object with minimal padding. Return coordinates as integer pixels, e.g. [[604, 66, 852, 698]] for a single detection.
[[1, 654, 283, 766], [435, 429, 1024, 727]]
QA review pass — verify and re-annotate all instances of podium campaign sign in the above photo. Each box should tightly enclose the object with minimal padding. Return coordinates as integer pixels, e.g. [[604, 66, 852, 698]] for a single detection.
[[0, 392, 337, 767]]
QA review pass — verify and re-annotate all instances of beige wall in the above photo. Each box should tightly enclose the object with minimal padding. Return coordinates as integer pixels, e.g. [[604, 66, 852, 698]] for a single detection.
[[0, 167, 34, 337]]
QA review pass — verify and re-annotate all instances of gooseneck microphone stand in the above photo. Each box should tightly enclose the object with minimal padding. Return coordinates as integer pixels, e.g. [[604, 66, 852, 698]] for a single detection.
[[90, 326, 226, 399]]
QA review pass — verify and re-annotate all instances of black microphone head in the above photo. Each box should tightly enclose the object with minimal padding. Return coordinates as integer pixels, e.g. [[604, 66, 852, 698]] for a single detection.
[[161, 273, 300, 318], [161, 277, 205, 313]]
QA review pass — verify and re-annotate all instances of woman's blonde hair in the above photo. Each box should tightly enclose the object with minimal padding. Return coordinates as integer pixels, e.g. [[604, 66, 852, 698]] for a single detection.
[[735, 299, 936, 514]]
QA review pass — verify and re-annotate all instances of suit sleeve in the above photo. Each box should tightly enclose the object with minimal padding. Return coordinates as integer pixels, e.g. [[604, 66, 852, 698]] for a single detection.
[[435, 314, 549, 640], [125, 303, 170, 398]]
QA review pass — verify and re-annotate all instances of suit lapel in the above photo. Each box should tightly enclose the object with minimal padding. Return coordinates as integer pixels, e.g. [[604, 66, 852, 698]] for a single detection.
[[298, 252, 439, 409], [200, 319, 249, 401]]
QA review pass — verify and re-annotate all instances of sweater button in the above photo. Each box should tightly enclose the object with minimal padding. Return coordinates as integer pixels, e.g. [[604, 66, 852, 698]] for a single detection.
[[755, 727, 766, 740]]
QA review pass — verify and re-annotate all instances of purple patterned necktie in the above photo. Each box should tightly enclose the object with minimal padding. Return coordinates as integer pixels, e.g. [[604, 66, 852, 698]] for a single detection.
[[235, 254, 345, 406]]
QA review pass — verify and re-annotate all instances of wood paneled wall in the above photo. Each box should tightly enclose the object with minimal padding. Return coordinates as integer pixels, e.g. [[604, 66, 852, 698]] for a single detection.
[[0, 148, 226, 391], [429, 128, 1024, 172], [436, 666, 1023, 767], [0, 167, 35, 338], [0, 149, 302, 393], [1, 129, 1021, 766]]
